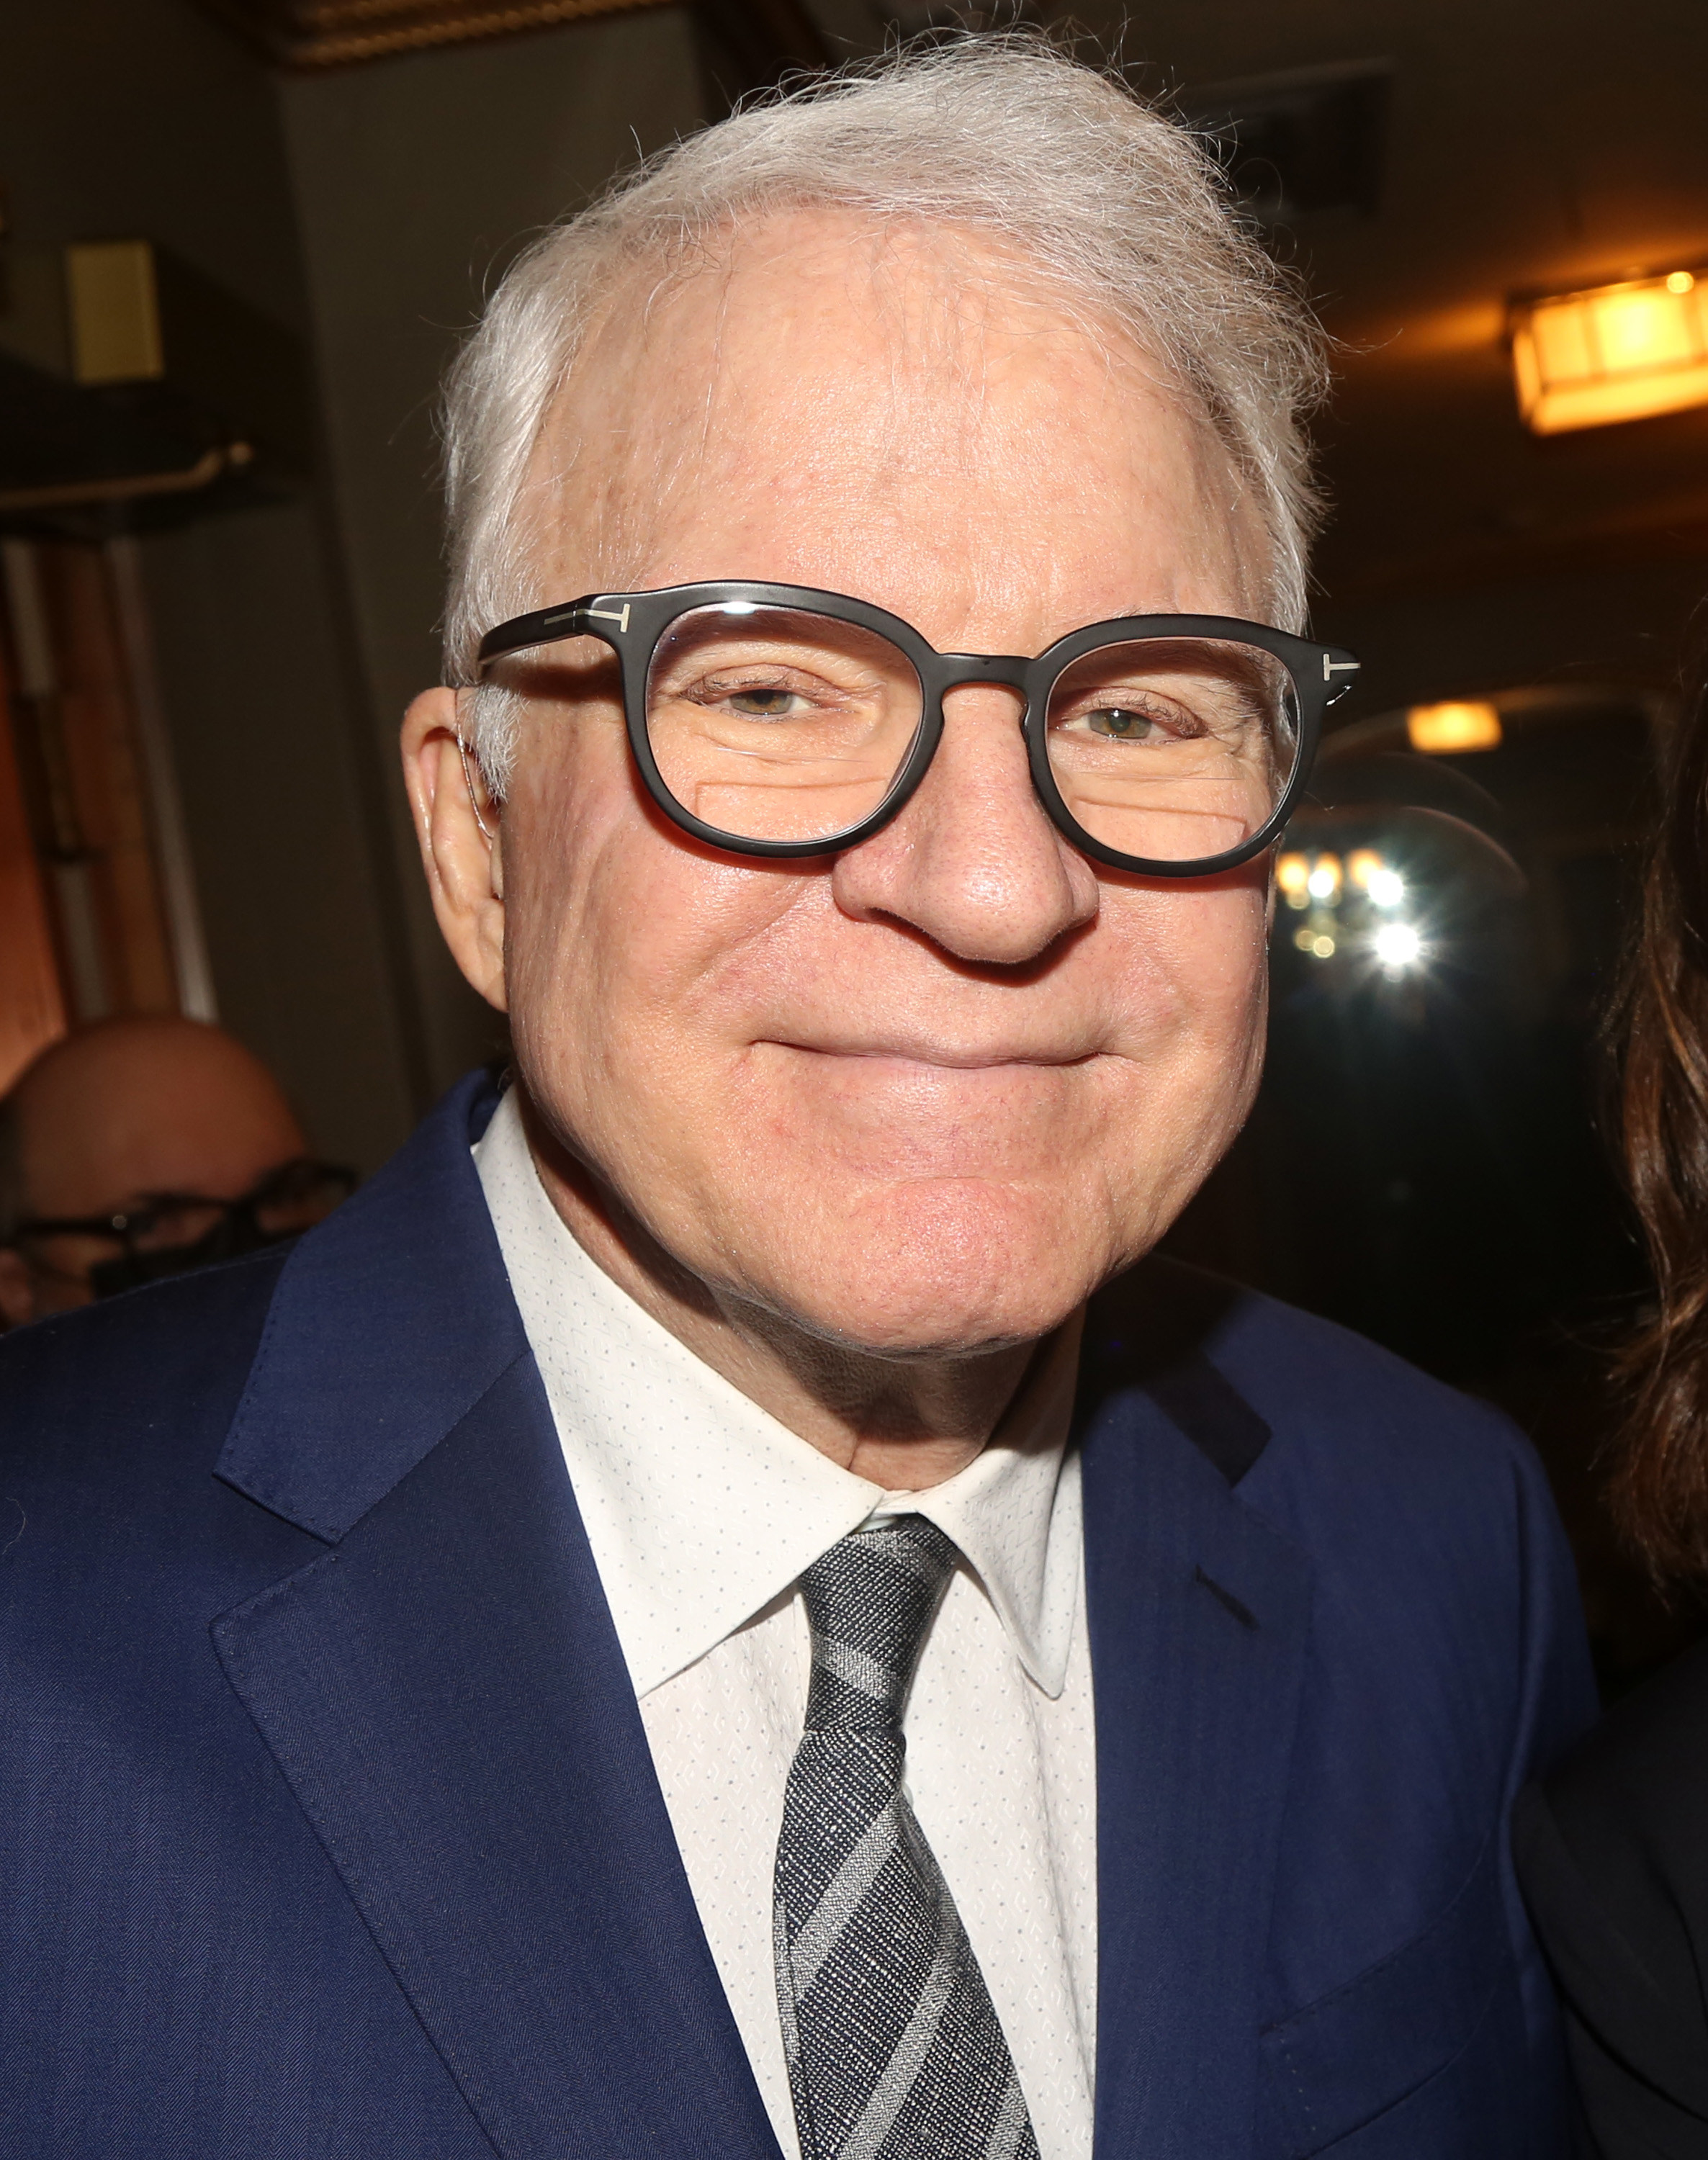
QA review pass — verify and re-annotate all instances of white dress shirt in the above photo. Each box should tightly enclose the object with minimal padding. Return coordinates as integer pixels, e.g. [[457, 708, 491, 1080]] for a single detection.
[[475, 1089, 1097, 2160]]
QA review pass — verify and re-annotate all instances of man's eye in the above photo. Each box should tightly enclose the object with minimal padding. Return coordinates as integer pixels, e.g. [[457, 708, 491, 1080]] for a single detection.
[[725, 685, 805, 718], [1086, 706, 1157, 741]]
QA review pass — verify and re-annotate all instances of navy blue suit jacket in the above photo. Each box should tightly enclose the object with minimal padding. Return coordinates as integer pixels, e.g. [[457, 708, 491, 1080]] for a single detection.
[[0, 1071, 1594, 2158]]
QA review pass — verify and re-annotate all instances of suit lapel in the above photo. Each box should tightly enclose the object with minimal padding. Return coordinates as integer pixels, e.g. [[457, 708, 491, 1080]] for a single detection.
[[213, 1076, 781, 2160], [1078, 1267, 1313, 2160]]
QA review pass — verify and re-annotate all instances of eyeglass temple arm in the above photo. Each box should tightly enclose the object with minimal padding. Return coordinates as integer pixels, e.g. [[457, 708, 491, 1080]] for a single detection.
[[475, 597, 629, 675], [464, 597, 628, 824]]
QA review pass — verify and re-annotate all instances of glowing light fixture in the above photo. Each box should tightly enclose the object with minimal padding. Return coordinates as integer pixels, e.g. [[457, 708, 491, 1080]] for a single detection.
[[1511, 268, 1708, 433], [1306, 852, 1343, 901], [1347, 847, 1406, 906], [1347, 847, 1382, 891], [1275, 851, 1311, 907], [1373, 922, 1423, 970], [1407, 701, 1503, 755]]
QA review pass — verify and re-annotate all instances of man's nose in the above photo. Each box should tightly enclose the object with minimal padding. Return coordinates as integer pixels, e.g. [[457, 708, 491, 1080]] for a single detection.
[[830, 684, 1100, 966]]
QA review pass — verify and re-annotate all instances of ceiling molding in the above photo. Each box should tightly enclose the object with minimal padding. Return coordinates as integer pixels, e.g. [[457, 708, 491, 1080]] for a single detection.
[[197, 0, 833, 89], [197, 0, 676, 71]]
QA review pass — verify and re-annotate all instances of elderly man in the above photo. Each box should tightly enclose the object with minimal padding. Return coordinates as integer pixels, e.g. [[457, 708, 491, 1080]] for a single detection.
[[0, 40, 1590, 2160]]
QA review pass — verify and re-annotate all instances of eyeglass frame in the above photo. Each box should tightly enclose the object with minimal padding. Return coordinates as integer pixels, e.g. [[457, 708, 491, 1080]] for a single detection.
[[474, 580, 1360, 878], [7, 1157, 358, 1259]]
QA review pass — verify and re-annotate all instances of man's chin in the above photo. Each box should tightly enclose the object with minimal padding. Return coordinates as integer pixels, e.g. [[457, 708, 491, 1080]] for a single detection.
[[713, 1176, 1120, 1361]]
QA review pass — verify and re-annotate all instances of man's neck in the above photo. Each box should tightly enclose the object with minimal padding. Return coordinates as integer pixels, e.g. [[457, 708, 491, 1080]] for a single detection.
[[519, 1099, 1039, 1492]]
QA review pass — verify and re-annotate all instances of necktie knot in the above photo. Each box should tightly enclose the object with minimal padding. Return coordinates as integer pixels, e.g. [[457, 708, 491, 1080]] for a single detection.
[[799, 1514, 956, 1732]]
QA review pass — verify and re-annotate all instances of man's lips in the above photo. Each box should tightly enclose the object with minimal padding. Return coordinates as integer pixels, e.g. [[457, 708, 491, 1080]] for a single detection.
[[763, 1040, 1103, 1071]]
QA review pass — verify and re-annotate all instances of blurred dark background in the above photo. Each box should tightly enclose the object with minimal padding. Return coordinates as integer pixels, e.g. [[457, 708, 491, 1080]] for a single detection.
[[4, 0, 1706, 1687]]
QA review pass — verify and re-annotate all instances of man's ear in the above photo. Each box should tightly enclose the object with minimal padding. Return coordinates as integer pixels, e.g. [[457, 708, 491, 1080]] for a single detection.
[[400, 689, 508, 1012]]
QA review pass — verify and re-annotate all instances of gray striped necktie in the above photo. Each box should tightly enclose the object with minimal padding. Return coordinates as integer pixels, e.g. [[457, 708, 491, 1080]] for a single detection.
[[773, 1514, 1040, 2160]]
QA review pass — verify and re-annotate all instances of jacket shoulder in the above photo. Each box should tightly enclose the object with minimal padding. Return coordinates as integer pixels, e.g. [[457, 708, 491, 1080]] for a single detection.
[[1097, 1253, 1537, 1485], [0, 1246, 287, 1487], [1093, 1260, 1591, 1728]]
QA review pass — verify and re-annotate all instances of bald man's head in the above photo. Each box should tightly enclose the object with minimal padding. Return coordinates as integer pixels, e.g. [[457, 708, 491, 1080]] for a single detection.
[[0, 1019, 329, 1326]]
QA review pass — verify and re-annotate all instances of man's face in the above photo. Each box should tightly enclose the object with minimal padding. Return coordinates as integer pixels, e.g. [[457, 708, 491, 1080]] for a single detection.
[[477, 213, 1272, 1357]]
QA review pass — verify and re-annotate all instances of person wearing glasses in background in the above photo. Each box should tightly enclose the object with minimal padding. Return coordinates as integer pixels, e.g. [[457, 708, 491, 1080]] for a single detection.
[[0, 40, 1594, 2159], [1516, 640, 1708, 2154], [0, 1015, 352, 1327]]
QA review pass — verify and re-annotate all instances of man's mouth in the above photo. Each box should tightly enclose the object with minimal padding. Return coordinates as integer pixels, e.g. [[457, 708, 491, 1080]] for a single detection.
[[766, 1040, 1102, 1073]]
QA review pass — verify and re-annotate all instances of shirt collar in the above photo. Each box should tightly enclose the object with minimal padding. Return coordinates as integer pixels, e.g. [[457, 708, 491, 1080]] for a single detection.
[[884, 1315, 1082, 1698], [475, 1086, 1082, 1700]]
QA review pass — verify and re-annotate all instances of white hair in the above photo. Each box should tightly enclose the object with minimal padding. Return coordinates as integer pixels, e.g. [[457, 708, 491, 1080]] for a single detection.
[[441, 33, 1329, 791]]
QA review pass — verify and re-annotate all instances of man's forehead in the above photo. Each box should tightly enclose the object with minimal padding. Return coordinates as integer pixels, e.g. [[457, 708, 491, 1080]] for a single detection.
[[579, 209, 1097, 397], [525, 208, 1263, 620]]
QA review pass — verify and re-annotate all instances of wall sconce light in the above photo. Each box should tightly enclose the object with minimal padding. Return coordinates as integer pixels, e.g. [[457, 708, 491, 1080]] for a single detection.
[[1511, 269, 1708, 434], [1407, 701, 1503, 754]]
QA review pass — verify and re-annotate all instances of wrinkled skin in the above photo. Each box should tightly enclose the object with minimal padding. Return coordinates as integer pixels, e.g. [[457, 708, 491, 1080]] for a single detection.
[[404, 211, 1275, 1486]]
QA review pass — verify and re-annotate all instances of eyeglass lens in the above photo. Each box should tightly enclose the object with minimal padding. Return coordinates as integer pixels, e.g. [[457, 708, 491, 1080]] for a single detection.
[[644, 603, 1300, 860], [647, 606, 925, 845], [1043, 637, 1299, 864]]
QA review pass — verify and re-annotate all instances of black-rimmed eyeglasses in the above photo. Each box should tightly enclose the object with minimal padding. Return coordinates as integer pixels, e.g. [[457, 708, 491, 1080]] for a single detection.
[[9, 1158, 357, 1300], [475, 581, 1359, 878]]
